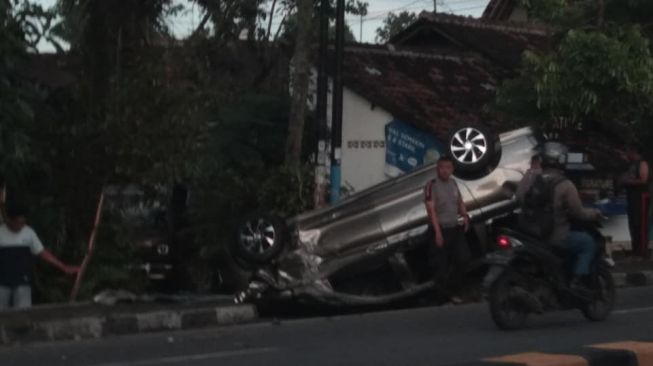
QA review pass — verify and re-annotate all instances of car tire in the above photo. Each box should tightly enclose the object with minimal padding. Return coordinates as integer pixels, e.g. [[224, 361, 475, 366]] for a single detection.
[[446, 124, 498, 175], [233, 213, 285, 265]]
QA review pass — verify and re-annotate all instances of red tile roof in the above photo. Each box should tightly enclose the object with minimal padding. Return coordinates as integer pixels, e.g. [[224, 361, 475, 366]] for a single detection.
[[391, 12, 551, 69], [330, 13, 553, 140], [333, 44, 506, 140]]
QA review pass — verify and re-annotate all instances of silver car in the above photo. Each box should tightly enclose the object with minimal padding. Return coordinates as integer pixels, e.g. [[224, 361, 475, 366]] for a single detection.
[[233, 125, 543, 305]]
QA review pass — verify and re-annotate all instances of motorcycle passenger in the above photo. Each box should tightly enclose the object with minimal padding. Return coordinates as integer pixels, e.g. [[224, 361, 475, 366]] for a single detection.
[[519, 142, 602, 291]]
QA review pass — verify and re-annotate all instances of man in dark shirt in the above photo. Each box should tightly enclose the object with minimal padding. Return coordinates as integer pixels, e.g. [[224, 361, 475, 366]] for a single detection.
[[424, 156, 470, 303]]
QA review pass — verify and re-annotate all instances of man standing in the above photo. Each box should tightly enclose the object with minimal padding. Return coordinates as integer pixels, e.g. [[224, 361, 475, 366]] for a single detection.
[[621, 147, 650, 259], [0, 203, 79, 309], [424, 156, 471, 303]]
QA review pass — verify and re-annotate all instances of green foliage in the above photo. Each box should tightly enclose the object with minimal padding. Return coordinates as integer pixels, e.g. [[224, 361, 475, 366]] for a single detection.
[[0, 1, 46, 186], [1, 0, 318, 302], [375, 11, 417, 43], [33, 216, 147, 303], [518, 0, 590, 26], [189, 92, 313, 221], [165, 92, 314, 292], [496, 0, 653, 146], [520, 0, 653, 29], [276, 0, 367, 44]]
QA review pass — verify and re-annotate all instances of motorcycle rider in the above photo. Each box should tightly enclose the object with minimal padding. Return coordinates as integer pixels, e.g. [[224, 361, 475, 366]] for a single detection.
[[516, 154, 543, 203], [519, 142, 602, 290]]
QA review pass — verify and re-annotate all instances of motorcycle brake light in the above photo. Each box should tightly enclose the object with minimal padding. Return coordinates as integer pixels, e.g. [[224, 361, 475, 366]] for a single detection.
[[497, 235, 511, 248]]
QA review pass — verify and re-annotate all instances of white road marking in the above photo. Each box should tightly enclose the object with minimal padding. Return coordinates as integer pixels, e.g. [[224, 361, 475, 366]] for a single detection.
[[614, 306, 653, 315], [89, 347, 278, 366]]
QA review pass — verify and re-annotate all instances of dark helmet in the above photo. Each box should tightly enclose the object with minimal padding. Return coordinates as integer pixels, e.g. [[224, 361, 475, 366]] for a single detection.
[[540, 141, 568, 168]]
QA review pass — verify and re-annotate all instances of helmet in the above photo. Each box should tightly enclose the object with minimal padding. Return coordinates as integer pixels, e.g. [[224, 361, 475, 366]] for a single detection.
[[540, 141, 568, 168]]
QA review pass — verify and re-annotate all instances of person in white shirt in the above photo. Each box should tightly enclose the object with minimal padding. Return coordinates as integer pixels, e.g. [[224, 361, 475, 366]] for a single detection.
[[0, 203, 79, 309]]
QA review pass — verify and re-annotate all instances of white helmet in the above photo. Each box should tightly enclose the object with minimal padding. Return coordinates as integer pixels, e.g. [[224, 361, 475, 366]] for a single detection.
[[540, 141, 568, 167]]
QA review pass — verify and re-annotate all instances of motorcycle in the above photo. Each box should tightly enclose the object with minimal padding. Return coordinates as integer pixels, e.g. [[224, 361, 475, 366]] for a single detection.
[[483, 219, 616, 330]]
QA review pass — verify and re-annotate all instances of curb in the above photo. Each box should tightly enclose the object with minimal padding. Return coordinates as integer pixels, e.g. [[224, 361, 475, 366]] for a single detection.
[[455, 340, 653, 366], [614, 270, 653, 288], [0, 303, 257, 345]]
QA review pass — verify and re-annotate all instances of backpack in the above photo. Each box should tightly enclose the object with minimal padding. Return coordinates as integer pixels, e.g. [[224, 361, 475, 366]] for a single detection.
[[518, 174, 567, 239]]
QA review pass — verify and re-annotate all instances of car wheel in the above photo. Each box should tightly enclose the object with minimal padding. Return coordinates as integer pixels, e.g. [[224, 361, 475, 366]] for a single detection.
[[233, 214, 285, 265], [446, 124, 497, 175]]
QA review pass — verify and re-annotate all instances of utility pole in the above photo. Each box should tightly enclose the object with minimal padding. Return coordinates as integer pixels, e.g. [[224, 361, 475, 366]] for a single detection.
[[434, 0, 437, 12], [359, 15, 363, 43], [330, 0, 345, 204], [314, 0, 329, 207]]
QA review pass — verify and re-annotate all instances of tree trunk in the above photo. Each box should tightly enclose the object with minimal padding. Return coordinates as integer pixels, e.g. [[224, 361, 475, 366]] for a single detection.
[[285, 0, 313, 167], [597, 0, 605, 26], [266, 0, 278, 40]]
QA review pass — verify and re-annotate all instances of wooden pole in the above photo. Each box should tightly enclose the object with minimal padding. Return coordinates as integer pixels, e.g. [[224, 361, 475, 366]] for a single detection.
[[70, 191, 105, 302], [0, 186, 6, 223]]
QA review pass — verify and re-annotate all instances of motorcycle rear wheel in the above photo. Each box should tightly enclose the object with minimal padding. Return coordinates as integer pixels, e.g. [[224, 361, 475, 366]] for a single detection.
[[489, 271, 530, 330], [581, 265, 615, 322]]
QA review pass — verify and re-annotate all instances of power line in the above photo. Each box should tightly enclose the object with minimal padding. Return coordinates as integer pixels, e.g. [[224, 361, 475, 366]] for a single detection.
[[359, 5, 432, 22], [364, 0, 431, 17], [445, 0, 487, 4], [446, 4, 487, 12], [351, 0, 487, 23]]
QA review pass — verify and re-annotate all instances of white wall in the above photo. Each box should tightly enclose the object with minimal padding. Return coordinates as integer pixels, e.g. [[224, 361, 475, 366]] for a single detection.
[[601, 215, 631, 243], [340, 88, 394, 195]]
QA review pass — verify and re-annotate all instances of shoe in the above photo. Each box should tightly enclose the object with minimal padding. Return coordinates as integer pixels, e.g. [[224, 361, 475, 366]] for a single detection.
[[450, 296, 463, 304], [570, 276, 592, 298]]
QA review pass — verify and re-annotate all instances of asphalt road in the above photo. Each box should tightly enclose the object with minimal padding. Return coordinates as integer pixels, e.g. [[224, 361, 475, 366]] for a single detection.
[[3, 286, 653, 366]]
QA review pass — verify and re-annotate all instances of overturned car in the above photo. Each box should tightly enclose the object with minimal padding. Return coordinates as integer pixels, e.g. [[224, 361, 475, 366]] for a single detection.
[[233, 126, 543, 306]]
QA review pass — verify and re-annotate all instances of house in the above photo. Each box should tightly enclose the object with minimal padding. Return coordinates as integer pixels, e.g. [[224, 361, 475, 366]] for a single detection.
[[321, 8, 631, 243], [322, 11, 550, 195]]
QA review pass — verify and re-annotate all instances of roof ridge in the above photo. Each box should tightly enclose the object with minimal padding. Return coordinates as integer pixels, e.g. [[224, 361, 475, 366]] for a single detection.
[[418, 11, 550, 36], [343, 45, 480, 63]]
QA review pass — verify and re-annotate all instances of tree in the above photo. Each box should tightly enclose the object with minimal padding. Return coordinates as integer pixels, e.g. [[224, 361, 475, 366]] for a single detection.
[[286, 0, 313, 167], [375, 11, 417, 43], [495, 0, 653, 148], [20, 0, 222, 299], [189, 0, 366, 44], [0, 1, 55, 185], [189, 0, 266, 43]]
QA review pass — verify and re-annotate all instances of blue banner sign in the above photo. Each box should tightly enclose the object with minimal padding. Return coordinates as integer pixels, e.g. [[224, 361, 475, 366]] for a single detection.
[[385, 120, 443, 173]]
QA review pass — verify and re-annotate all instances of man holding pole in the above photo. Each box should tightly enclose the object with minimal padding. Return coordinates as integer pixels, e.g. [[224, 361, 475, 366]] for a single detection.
[[0, 202, 79, 309]]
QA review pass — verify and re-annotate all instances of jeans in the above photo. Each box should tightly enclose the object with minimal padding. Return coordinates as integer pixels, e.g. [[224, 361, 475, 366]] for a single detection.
[[0, 285, 32, 310], [562, 231, 596, 275]]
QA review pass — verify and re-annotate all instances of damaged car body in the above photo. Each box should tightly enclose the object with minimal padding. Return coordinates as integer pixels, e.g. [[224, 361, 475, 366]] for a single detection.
[[234, 126, 544, 306]]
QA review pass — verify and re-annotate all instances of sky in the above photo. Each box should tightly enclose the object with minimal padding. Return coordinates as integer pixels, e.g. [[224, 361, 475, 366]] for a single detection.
[[34, 0, 490, 50]]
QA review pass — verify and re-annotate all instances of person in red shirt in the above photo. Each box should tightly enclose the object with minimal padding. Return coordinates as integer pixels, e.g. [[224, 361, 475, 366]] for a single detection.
[[620, 147, 651, 259]]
